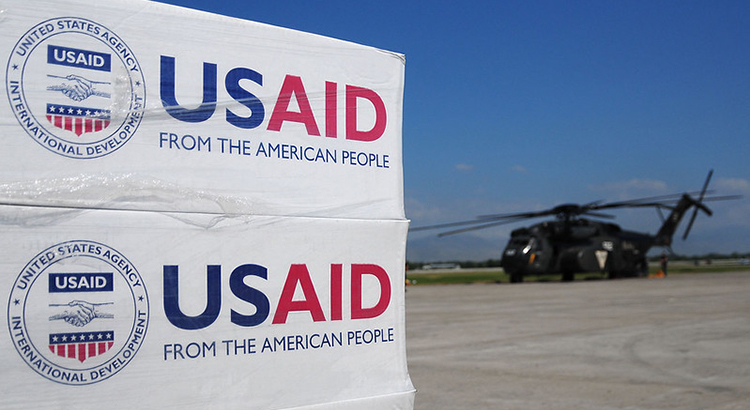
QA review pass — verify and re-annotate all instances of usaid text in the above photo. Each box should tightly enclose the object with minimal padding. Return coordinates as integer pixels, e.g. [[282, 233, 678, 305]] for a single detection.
[[164, 263, 392, 330], [161, 56, 388, 142]]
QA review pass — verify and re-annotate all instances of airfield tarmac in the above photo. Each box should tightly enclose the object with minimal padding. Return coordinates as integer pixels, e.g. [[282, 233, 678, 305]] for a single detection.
[[405, 272, 750, 410]]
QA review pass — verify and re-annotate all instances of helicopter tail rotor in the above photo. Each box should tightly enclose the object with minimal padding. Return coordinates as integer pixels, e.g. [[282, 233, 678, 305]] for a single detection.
[[682, 170, 713, 240]]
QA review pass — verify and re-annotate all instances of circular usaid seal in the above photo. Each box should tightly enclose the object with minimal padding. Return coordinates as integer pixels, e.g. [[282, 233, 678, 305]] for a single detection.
[[7, 240, 150, 385], [5, 17, 146, 159]]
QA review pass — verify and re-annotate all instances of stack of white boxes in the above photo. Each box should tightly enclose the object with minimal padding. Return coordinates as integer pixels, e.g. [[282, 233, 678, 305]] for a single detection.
[[1, 1, 414, 408]]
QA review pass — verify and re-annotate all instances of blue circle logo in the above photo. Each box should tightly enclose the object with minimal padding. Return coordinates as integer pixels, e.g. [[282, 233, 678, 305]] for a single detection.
[[5, 18, 145, 159], [7, 240, 150, 385]]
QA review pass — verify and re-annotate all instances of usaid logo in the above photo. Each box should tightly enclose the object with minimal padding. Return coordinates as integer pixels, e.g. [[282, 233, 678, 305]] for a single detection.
[[5, 18, 145, 159], [7, 241, 149, 385]]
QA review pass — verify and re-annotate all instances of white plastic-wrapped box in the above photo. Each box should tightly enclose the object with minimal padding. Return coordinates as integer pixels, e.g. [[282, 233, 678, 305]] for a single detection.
[[1, 0, 406, 220], [1, 206, 414, 409], [1, 0, 413, 408]]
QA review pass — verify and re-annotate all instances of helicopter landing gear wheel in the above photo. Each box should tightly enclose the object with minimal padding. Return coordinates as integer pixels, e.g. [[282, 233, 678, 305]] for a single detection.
[[637, 258, 648, 277], [509, 272, 523, 283]]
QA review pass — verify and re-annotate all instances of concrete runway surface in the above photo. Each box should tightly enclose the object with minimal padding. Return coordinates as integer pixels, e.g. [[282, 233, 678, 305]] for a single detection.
[[405, 272, 750, 410]]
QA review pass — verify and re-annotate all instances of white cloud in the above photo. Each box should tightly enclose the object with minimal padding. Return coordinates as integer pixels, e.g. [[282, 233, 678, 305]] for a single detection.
[[404, 197, 444, 222], [591, 178, 668, 192], [588, 178, 669, 199], [715, 177, 750, 194]]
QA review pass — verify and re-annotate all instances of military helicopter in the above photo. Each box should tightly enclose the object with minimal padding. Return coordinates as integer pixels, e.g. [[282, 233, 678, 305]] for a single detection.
[[411, 170, 740, 283]]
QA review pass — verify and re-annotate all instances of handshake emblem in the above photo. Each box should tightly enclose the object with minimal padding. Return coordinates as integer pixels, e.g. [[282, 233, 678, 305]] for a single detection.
[[47, 74, 111, 102], [49, 300, 114, 327]]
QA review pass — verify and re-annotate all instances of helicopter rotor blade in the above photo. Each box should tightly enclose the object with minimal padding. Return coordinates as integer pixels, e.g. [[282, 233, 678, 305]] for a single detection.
[[592, 191, 712, 210], [582, 200, 605, 209], [699, 169, 713, 200], [409, 218, 504, 232], [701, 194, 743, 202], [683, 169, 713, 240], [475, 209, 557, 220], [581, 212, 616, 219], [436, 217, 528, 237], [410, 211, 543, 232], [682, 211, 700, 240], [611, 195, 739, 209]]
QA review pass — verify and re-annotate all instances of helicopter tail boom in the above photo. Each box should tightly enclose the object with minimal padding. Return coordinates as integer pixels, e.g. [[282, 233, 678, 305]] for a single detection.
[[653, 170, 715, 247], [653, 194, 704, 246]]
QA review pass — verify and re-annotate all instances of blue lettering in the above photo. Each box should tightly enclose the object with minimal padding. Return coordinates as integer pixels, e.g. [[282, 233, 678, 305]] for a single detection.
[[225, 67, 264, 129], [163, 265, 221, 330], [229, 264, 270, 327], [49, 273, 113, 293], [47, 45, 111, 72], [160, 56, 217, 122]]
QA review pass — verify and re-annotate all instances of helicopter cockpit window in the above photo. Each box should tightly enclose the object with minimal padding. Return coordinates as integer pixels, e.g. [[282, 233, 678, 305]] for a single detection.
[[509, 238, 528, 247]]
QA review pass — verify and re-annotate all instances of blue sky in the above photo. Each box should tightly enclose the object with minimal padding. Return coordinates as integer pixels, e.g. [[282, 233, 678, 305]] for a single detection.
[[155, 0, 750, 261]]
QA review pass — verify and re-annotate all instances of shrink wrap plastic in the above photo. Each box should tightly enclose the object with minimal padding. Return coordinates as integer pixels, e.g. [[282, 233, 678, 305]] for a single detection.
[[1, 0, 406, 220], [1, 0, 414, 408]]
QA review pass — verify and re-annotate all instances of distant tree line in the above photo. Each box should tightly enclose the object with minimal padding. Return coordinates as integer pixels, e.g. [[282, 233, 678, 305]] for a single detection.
[[647, 252, 750, 262], [407, 259, 502, 270]]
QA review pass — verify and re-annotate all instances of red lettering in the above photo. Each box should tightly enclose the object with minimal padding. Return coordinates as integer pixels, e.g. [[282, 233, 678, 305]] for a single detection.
[[267, 75, 320, 136], [325, 81, 337, 138], [346, 85, 386, 142], [330, 264, 343, 321], [272, 264, 325, 324], [351, 264, 391, 319]]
